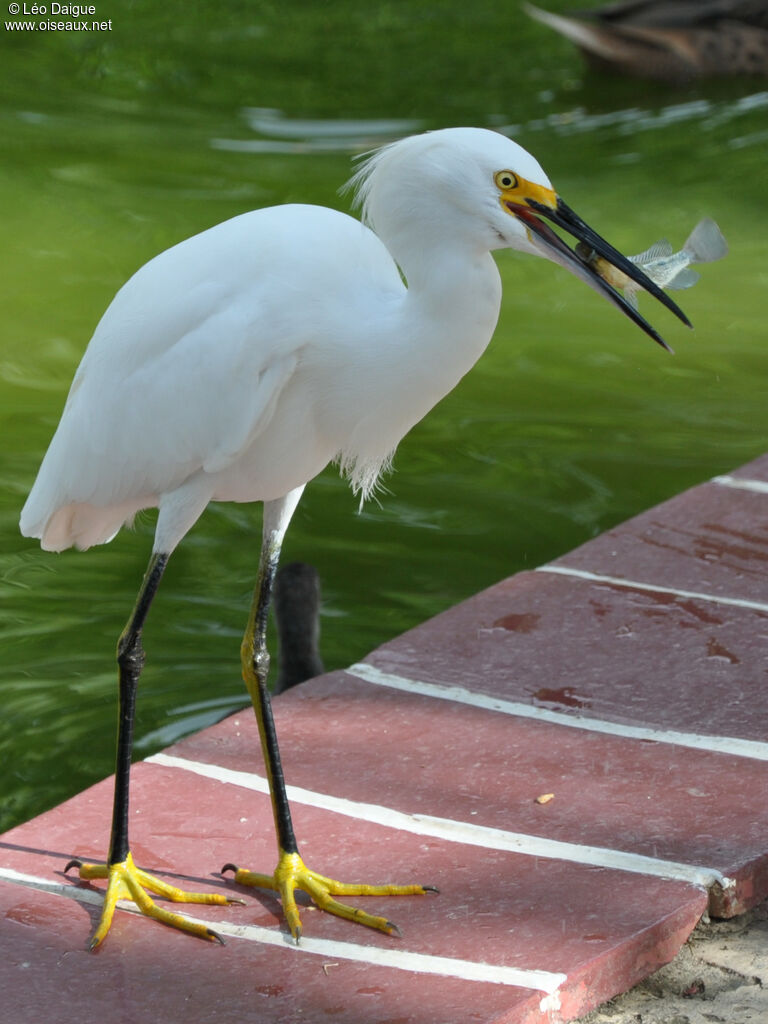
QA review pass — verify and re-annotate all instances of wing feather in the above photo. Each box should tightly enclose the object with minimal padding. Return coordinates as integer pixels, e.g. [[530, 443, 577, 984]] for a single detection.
[[21, 209, 311, 537]]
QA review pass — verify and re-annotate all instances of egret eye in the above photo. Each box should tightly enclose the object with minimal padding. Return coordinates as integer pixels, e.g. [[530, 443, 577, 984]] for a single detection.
[[494, 170, 519, 191]]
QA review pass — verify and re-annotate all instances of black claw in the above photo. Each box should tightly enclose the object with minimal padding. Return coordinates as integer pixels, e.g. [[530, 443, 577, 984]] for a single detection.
[[220, 863, 239, 876], [227, 897, 247, 906], [422, 885, 440, 894], [207, 928, 226, 946], [386, 920, 403, 938], [64, 859, 83, 874]]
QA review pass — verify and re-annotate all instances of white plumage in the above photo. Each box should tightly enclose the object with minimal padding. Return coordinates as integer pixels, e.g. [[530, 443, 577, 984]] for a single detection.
[[21, 129, 554, 554]]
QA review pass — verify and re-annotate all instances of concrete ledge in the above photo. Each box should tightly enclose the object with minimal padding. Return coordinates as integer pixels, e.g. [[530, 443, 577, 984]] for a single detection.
[[2, 454, 767, 1022]]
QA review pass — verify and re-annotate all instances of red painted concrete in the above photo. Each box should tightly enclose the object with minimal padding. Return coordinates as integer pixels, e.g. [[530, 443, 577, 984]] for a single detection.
[[0, 762, 706, 1023], [0, 875, 703, 1024], [0, 881, 528, 1024], [553, 481, 768, 603], [365, 570, 767, 742], [172, 677, 768, 916], [729, 452, 768, 481], [2, 457, 767, 1022]]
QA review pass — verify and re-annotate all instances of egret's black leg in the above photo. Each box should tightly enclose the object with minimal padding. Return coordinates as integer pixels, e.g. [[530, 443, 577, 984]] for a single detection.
[[65, 550, 241, 950], [110, 551, 168, 864], [240, 531, 299, 854], [224, 491, 436, 941]]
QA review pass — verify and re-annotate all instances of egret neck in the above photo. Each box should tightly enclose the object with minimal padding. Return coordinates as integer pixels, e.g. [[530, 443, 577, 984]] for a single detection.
[[397, 243, 503, 404]]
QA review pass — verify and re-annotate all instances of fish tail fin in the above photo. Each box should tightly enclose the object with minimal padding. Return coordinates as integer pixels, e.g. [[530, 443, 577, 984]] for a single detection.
[[665, 268, 700, 291], [683, 218, 728, 264]]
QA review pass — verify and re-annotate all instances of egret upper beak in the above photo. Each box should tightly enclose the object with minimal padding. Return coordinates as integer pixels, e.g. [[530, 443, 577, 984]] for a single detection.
[[503, 190, 692, 352]]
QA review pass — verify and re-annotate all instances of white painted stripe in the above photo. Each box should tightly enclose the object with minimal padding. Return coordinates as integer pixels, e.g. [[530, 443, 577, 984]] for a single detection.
[[0, 866, 565, 993], [348, 662, 768, 763], [536, 564, 768, 615], [0, 867, 104, 905], [147, 752, 733, 891], [713, 474, 768, 495]]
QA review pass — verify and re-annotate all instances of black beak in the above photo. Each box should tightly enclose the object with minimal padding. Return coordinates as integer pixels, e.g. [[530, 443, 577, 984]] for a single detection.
[[510, 197, 692, 352]]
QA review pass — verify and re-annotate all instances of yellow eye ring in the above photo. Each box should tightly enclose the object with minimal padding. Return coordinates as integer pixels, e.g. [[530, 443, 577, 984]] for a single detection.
[[494, 170, 519, 191]]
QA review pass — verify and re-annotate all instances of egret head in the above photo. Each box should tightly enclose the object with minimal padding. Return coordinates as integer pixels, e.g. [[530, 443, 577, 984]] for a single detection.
[[350, 127, 550, 256], [350, 127, 689, 349]]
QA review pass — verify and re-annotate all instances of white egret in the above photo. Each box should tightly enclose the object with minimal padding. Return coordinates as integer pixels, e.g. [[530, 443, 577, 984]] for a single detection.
[[20, 127, 689, 950]]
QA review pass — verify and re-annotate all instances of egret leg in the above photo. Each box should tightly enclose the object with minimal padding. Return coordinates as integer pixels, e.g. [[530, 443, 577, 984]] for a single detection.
[[66, 552, 241, 950], [223, 491, 436, 941]]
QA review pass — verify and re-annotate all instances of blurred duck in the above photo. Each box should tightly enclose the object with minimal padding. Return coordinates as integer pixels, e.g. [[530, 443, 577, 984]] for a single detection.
[[525, 1, 768, 81]]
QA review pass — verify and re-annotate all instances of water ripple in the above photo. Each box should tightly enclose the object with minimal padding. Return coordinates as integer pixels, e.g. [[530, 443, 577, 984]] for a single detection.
[[211, 92, 768, 155]]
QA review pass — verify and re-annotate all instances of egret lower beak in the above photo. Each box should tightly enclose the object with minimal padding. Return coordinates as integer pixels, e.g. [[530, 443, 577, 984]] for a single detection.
[[507, 196, 692, 352]]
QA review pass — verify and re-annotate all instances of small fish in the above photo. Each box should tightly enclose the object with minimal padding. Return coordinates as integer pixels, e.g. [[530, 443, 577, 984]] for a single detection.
[[576, 218, 728, 310]]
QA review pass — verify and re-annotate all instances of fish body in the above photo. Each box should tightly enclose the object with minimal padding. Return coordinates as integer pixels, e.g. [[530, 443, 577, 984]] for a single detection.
[[576, 217, 728, 309]]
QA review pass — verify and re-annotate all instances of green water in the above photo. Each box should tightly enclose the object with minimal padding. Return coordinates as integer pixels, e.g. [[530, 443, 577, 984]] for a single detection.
[[2, 1, 767, 834]]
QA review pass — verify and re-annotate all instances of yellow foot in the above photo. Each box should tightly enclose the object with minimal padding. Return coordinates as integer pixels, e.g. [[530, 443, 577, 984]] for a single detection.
[[65, 851, 244, 950], [221, 851, 437, 941]]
